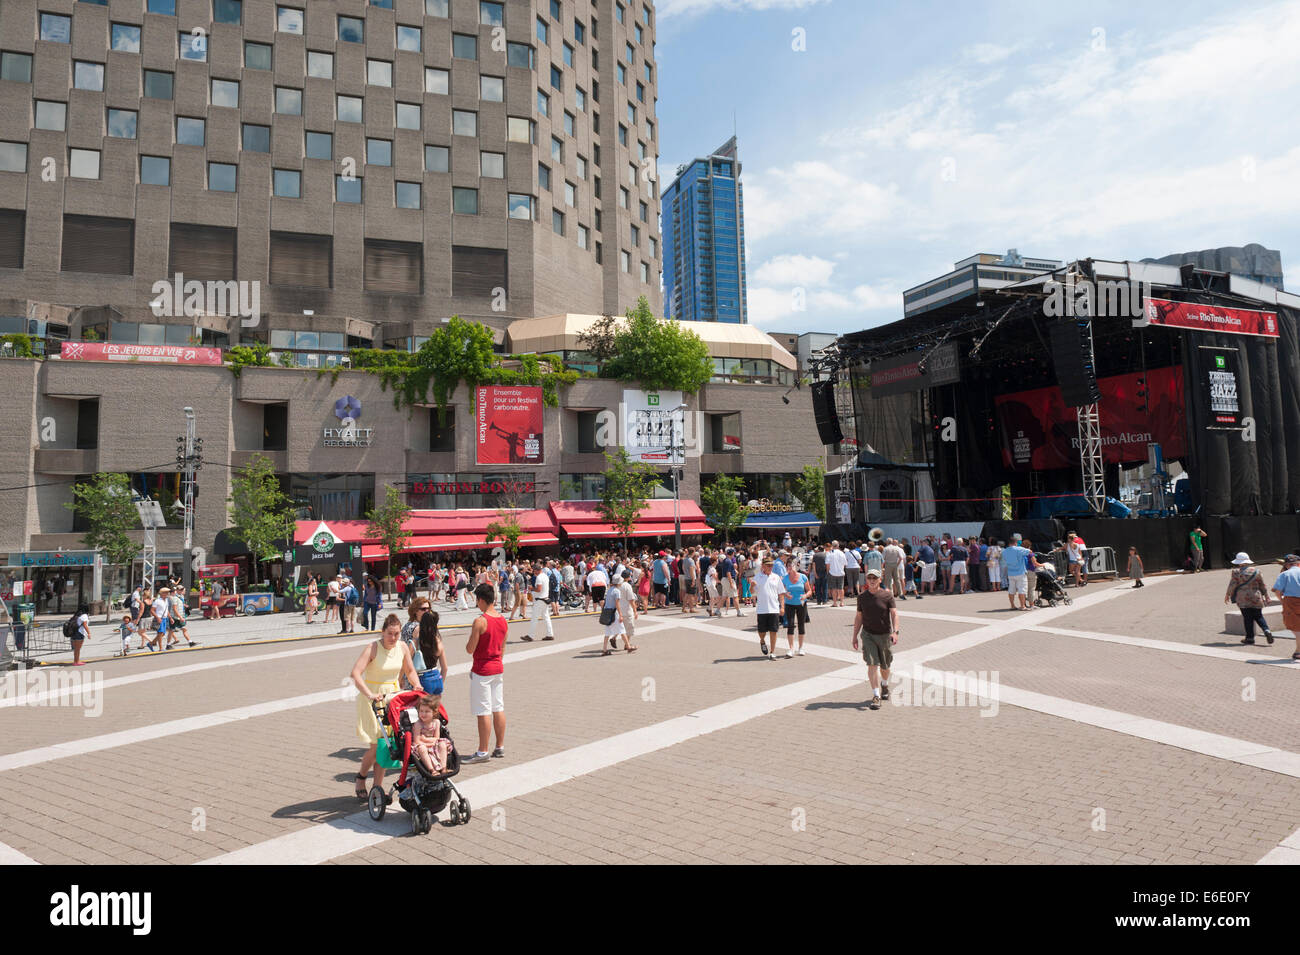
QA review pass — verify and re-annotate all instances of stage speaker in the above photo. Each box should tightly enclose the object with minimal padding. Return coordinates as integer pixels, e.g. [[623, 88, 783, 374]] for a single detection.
[[810, 381, 843, 445], [1049, 318, 1101, 407]]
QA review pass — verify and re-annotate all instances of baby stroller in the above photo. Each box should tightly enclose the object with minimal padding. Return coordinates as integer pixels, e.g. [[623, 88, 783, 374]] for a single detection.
[[367, 690, 471, 834], [1033, 561, 1073, 608], [555, 583, 585, 611]]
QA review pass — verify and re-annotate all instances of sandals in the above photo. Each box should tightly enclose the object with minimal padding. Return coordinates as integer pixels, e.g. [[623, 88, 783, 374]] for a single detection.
[[626, 645, 638, 653], [601, 648, 612, 656], [354, 773, 368, 800]]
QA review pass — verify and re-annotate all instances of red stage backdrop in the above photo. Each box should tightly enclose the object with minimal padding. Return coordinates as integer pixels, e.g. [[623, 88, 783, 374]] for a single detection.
[[475, 386, 544, 465], [1143, 297, 1278, 338], [996, 366, 1186, 470]]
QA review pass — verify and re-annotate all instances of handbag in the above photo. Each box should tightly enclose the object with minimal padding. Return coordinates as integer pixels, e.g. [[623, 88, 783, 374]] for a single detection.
[[599, 606, 616, 626], [419, 667, 443, 695]]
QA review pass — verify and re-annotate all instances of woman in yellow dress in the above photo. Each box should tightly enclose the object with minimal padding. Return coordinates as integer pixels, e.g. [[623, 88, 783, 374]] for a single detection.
[[349, 613, 425, 799]]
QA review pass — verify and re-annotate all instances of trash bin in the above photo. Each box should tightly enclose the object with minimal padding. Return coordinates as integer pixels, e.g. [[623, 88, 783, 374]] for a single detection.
[[12, 601, 34, 651]]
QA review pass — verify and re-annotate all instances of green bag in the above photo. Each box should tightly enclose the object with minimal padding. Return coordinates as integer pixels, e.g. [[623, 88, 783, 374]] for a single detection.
[[374, 735, 405, 770]]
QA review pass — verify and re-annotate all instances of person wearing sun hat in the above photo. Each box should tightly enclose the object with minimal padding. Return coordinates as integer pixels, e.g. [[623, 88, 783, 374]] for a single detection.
[[1225, 552, 1273, 646], [1270, 554, 1300, 659]]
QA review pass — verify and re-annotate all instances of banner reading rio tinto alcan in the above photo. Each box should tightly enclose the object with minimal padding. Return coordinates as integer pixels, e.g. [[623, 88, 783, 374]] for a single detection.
[[1141, 298, 1279, 338], [475, 386, 544, 465], [60, 342, 223, 364]]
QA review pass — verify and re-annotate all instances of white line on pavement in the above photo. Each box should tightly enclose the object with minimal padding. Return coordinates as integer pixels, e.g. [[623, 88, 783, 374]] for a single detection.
[[198, 662, 864, 865], [0, 625, 672, 775], [1028, 625, 1300, 668], [1256, 826, 1300, 864], [0, 840, 39, 865]]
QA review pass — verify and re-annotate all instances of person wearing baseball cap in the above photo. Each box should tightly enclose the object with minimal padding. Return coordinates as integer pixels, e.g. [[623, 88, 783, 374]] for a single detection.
[[1271, 555, 1300, 660], [852, 568, 897, 710]]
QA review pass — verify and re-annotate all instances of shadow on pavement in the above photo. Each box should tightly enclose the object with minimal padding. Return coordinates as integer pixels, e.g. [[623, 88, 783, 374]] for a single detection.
[[806, 699, 873, 711], [272, 795, 367, 823]]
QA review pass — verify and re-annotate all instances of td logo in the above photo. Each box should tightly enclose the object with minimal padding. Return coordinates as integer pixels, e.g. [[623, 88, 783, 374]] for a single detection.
[[1215, 356, 1226, 369], [647, 393, 659, 406]]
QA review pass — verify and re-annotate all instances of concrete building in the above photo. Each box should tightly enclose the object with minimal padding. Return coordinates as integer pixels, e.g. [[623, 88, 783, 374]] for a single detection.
[[903, 249, 1062, 319], [0, 0, 663, 352], [661, 135, 746, 323]]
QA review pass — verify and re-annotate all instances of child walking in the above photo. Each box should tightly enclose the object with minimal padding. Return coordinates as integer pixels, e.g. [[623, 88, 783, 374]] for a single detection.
[[1127, 546, 1145, 588]]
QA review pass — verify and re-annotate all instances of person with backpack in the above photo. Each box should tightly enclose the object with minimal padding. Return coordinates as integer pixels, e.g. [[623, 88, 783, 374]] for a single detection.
[[168, 587, 198, 648], [548, 561, 564, 617], [64, 603, 91, 665], [340, 576, 360, 634], [1226, 552, 1273, 646], [362, 575, 382, 631], [151, 587, 173, 647]]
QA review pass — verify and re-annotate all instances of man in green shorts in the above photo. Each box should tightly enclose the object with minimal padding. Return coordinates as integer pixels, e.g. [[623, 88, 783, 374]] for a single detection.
[[852, 568, 899, 711]]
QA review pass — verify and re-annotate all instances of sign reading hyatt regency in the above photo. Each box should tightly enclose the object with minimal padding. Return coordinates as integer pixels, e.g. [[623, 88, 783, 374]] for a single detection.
[[323, 395, 373, 448]]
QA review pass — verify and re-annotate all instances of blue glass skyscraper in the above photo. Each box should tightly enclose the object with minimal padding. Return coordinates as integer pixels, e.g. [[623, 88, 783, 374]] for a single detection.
[[662, 136, 748, 323]]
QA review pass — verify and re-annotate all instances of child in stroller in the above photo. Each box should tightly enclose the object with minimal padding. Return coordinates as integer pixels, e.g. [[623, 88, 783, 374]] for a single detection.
[[367, 689, 471, 834], [555, 582, 585, 611], [1033, 559, 1073, 608]]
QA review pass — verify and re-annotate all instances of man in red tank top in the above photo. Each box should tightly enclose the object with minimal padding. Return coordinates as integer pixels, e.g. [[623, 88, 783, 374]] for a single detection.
[[463, 582, 507, 762]]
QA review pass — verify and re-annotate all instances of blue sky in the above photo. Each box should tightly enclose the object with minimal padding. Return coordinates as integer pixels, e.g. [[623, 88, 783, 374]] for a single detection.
[[652, 0, 1300, 333]]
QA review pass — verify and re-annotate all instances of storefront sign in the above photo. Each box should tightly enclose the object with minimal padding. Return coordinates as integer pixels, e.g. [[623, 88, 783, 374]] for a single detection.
[[323, 395, 373, 448], [867, 343, 961, 398], [624, 389, 685, 464], [60, 342, 224, 365], [198, 563, 239, 578], [9, 551, 97, 567], [412, 479, 536, 496], [475, 386, 544, 465], [1140, 297, 1279, 338]]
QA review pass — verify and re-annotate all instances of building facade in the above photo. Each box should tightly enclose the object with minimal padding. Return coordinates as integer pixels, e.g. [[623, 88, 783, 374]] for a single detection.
[[661, 134, 746, 323], [0, 0, 663, 351]]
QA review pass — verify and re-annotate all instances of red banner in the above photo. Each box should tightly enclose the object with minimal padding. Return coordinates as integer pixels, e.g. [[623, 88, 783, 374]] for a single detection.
[[475, 386, 544, 465], [1143, 297, 1278, 338], [996, 366, 1186, 470], [198, 564, 239, 578], [60, 342, 224, 365]]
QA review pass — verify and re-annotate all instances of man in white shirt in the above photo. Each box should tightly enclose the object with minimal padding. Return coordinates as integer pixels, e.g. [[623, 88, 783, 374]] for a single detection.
[[585, 563, 609, 612], [825, 542, 848, 607], [754, 555, 791, 659], [882, 539, 906, 598], [522, 561, 553, 642], [151, 587, 172, 647]]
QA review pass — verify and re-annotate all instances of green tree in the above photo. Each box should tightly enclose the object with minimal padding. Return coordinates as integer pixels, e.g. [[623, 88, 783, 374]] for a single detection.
[[596, 447, 661, 553], [65, 473, 139, 614], [701, 473, 747, 543], [228, 453, 295, 584], [793, 464, 827, 522], [485, 509, 525, 562], [580, 297, 713, 393], [365, 484, 413, 597]]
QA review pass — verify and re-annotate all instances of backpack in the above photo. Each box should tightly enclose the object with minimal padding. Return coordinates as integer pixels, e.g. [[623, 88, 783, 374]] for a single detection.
[[547, 568, 563, 601], [123, 592, 135, 612], [62, 613, 81, 639], [345, 585, 361, 607]]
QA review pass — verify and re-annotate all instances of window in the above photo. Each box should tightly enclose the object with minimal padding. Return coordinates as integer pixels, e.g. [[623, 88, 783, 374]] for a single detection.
[[245, 40, 272, 69], [643, 5, 652, 24], [274, 86, 300, 114], [564, 111, 575, 136], [620, 249, 629, 272], [508, 194, 533, 220], [277, 1, 303, 29], [563, 43, 574, 66], [577, 224, 589, 249], [62, 215, 133, 274], [537, 89, 550, 116], [480, 1, 504, 26], [627, 102, 636, 123], [208, 161, 237, 191], [537, 18, 548, 44], [626, 41, 635, 62], [595, 208, 601, 230], [273, 168, 301, 198], [507, 43, 534, 68], [367, 60, 392, 87], [507, 117, 534, 143], [0, 209, 23, 268], [550, 65, 562, 90], [617, 63, 625, 84], [630, 224, 639, 246], [538, 162, 551, 190], [140, 155, 169, 185], [243, 123, 270, 152], [453, 187, 479, 214], [564, 181, 575, 206], [366, 138, 392, 166], [453, 34, 477, 59], [40, 13, 71, 42], [0, 142, 28, 173], [552, 209, 564, 235], [425, 67, 449, 94], [337, 94, 363, 122], [576, 87, 586, 112], [644, 62, 653, 83], [636, 82, 645, 102], [618, 124, 628, 146], [305, 130, 332, 159], [575, 19, 585, 43], [480, 75, 504, 102], [179, 31, 206, 61], [425, 144, 449, 172], [338, 16, 363, 43], [635, 23, 643, 43], [640, 261, 649, 283], [269, 231, 332, 287], [395, 181, 421, 209], [365, 239, 423, 293], [649, 236, 657, 258], [646, 119, 654, 140], [576, 155, 587, 179], [214, 0, 242, 24], [480, 151, 505, 178], [307, 51, 333, 78], [426, 0, 449, 14], [628, 162, 637, 184], [396, 102, 420, 129], [550, 0, 561, 18], [144, 70, 174, 99], [427, 413, 456, 452], [452, 110, 477, 136], [107, 109, 137, 138], [109, 24, 139, 53], [455, 248, 509, 298], [35, 100, 67, 131], [639, 200, 647, 222], [551, 136, 563, 161], [335, 175, 361, 203], [397, 25, 421, 51], [176, 116, 206, 146], [371, 0, 393, 6], [212, 78, 240, 107], [69, 149, 100, 180], [618, 186, 628, 208], [595, 241, 602, 264]]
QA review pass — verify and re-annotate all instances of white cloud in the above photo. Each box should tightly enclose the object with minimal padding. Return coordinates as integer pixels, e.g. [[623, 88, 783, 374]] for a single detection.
[[657, 0, 829, 18], [751, 253, 836, 286], [744, 161, 901, 242]]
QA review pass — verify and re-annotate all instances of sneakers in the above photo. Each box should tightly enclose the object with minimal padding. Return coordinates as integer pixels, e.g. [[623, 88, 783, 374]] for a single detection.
[[1241, 638, 1256, 646], [1266, 632, 1276, 645], [760, 640, 768, 655], [541, 635, 554, 641], [784, 650, 793, 658], [868, 696, 882, 710], [491, 747, 505, 759], [768, 653, 777, 660], [520, 634, 534, 642], [461, 751, 490, 764], [796, 648, 806, 656], [880, 683, 891, 701]]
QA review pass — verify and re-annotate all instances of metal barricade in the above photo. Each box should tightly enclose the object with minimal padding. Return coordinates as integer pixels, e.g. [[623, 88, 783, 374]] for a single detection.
[[10, 623, 67, 667], [1085, 545, 1118, 578]]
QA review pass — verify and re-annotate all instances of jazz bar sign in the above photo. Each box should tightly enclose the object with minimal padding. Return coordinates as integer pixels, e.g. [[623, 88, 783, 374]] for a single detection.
[[323, 395, 373, 448]]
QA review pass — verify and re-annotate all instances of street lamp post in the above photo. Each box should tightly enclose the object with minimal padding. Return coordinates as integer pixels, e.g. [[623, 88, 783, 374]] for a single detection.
[[672, 403, 688, 552]]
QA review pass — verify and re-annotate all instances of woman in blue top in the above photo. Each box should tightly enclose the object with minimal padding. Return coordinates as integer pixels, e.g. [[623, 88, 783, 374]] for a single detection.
[[783, 565, 810, 655]]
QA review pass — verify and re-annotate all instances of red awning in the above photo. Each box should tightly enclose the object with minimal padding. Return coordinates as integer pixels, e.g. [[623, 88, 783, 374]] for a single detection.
[[560, 521, 713, 539], [300, 509, 560, 561]]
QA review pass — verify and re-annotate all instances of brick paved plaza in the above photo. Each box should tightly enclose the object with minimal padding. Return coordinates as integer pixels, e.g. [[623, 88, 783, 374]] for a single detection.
[[2, 566, 1297, 866]]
